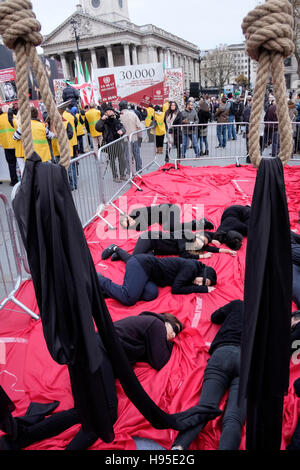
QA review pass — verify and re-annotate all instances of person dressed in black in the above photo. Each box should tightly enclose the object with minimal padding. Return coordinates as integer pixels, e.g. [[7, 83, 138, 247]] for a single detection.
[[210, 205, 251, 250], [291, 231, 300, 309], [0, 312, 183, 451], [171, 300, 246, 451], [119, 203, 214, 233], [95, 106, 127, 183], [62, 83, 80, 109], [102, 230, 236, 263], [97, 254, 217, 307]]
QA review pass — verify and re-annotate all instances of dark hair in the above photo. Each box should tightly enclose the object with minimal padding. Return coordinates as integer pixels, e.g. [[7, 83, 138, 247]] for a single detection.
[[204, 231, 213, 244], [228, 93, 233, 99], [203, 265, 217, 286], [31, 107, 39, 119], [292, 310, 300, 322], [161, 313, 184, 334], [225, 231, 243, 250]]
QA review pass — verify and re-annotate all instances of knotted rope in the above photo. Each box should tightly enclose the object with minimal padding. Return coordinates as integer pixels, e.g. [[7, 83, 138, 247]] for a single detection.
[[0, 0, 70, 168], [242, 0, 294, 168]]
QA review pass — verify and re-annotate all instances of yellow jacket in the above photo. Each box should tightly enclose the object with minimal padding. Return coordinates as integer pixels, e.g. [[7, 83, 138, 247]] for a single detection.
[[145, 107, 155, 128], [152, 111, 166, 136], [0, 113, 15, 149], [31, 120, 51, 162], [51, 120, 74, 159], [163, 102, 170, 113], [63, 111, 78, 147], [76, 113, 86, 137], [85, 108, 102, 138]]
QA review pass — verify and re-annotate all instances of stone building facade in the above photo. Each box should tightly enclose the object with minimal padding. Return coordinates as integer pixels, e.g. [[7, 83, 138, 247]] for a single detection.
[[42, 0, 200, 90]]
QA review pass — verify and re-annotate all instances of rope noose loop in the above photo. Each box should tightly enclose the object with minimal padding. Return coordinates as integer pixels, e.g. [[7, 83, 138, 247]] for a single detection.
[[242, 0, 294, 168], [0, 0, 71, 168]]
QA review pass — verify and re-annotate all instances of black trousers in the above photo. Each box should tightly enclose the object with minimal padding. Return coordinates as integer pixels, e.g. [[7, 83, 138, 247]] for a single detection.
[[4, 148, 18, 185]]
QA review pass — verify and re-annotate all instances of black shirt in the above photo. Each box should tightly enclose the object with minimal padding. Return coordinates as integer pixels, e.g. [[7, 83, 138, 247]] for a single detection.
[[209, 300, 244, 355], [215, 205, 251, 237], [113, 312, 173, 371], [134, 254, 209, 294]]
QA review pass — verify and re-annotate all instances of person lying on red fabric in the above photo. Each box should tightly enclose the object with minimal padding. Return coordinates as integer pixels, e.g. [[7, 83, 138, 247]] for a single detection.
[[0, 313, 184, 451], [97, 254, 217, 306], [171, 300, 246, 451], [209, 205, 251, 250], [102, 231, 236, 263], [118, 203, 214, 232]]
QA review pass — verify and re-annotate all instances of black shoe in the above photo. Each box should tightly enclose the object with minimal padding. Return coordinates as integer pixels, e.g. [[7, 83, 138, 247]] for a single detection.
[[205, 150, 209, 156], [200, 151, 204, 156], [101, 244, 118, 260], [215, 145, 222, 149], [111, 251, 121, 261]]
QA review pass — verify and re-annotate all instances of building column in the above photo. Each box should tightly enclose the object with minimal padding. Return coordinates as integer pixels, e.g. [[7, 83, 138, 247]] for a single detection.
[[90, 48, 98, 71], [159, 48, 164, 65], [148, 46, 158, 64], [106, 45, 114, 68], [60, 53, 70, 80], [132, 45, 138, 65], [139, 45, 148, 64], [124, 43, 131, 66]]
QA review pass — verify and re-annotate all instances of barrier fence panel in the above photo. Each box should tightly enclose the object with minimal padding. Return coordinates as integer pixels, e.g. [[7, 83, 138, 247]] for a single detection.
[[167, 122, 300, 168], [67, 151, 105, 229], [95, 125, 158, 228], [0, 193, 38, 320]]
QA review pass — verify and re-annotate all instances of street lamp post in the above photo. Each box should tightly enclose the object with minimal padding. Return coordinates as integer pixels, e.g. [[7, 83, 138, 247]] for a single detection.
[[198, 50, 202, 94], [70, 18, 81, 80]]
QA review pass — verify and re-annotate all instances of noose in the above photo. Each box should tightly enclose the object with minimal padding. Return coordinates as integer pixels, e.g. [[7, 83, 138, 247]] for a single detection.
[[242, 0, 295, 168], [0, 0, 71, 168]]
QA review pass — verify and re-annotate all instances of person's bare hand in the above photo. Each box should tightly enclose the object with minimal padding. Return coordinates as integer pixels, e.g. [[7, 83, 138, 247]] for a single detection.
[[208, 287, 216, 293]]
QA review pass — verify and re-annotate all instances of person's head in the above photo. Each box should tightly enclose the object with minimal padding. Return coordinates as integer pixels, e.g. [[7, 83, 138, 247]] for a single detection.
[[154, 105, 161, 113], [160, 313, 184, 341], [71, 106, 78, 116], [119, 100, 128, 111], [228, 93, 233, 100], [90, 102, 96, 109], [194, 265, 217, 287], [225, 231, 243, 250], [221, 96, 227, 104], [186, 100, 194, 111], [169, 101, 178, 112], [30, 106, 39, 120], [105, 106, 115, 118], [291, 310, 300, 328]]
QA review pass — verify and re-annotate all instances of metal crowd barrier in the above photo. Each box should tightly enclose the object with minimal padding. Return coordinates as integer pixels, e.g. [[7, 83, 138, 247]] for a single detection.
[[95, 125, 159, 229], [0, 193, 38, 320], [166, 122, 300, 169]]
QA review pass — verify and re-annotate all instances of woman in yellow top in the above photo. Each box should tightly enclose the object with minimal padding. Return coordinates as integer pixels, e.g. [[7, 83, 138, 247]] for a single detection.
[[150, 105, 166, 154], [75, 109, 86, 155], [13, 107, 55, 176]]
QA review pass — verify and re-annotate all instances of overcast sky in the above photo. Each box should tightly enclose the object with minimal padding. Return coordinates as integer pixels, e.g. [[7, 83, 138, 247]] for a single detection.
[[31, 0, 262, 51]]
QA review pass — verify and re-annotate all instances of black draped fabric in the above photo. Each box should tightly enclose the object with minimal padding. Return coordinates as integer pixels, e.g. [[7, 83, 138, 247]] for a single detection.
[[12, 153, 221, 442], [239, 158, 293, 450]]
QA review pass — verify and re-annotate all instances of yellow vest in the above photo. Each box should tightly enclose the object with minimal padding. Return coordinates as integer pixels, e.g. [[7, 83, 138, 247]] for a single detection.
[[0, 113, 15, 149], [52, 121, 74, 159], [63, 111, 78, 146], [145, 107, 155, 128], [76, 113, 86, 137], [31, 120, 51, 162], [152, 111, 166, 136], [15, 139, 25, 159], [85, 108, 101, 138]]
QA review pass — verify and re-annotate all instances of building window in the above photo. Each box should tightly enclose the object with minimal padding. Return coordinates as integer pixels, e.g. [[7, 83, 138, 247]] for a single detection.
[[285, 74, 291, 90], [119, 0, 123, 7], [91, 0, 100, 8], [284, 57, 292, 67]]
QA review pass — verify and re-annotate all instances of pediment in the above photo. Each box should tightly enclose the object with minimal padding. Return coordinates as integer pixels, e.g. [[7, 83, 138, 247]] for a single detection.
[[42, 12, 126, 46]]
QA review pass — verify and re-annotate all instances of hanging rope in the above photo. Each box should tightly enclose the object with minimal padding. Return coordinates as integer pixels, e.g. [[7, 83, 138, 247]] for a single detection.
[[0, 0, 71, 168], [242, 0, 294, 168]]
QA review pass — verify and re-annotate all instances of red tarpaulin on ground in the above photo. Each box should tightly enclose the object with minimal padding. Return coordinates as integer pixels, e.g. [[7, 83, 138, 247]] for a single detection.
[[0, 163, 299, 450]]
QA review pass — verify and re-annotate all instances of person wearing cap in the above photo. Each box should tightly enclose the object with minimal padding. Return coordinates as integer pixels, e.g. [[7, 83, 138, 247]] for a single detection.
[[95, 105, 126, 183], [119, 100, 143, 173], [13, 107, 55, 172], [62, 83, 80, 109], [97, 253, 217, 307], [85, 103, 102, 153], [172, 300, 246, 451], [0, 105, 18, 186]]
